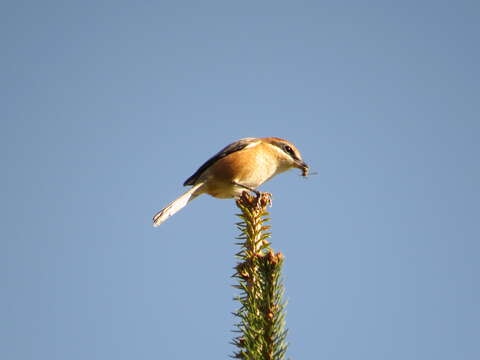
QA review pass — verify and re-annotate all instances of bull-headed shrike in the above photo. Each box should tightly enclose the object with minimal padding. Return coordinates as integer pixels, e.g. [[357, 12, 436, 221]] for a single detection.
[[152, 137, 309, 226]]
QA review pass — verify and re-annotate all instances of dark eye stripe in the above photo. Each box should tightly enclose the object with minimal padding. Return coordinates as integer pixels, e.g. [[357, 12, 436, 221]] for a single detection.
[[270, 140, 299, 160]]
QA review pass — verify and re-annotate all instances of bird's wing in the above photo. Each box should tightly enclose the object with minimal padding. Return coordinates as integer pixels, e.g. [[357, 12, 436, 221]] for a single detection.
[[183, 138, 259, 186]]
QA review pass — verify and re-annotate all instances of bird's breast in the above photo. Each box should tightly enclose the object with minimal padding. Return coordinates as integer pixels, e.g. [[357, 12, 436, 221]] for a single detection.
[[198, 144, 284, 198]]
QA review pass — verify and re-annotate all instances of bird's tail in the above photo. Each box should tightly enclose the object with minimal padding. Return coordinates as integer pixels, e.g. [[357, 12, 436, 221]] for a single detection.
[[152, 182, 204, 227]]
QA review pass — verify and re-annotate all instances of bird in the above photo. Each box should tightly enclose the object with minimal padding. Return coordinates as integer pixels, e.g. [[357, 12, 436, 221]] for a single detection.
[[152, 137, 309, 226]]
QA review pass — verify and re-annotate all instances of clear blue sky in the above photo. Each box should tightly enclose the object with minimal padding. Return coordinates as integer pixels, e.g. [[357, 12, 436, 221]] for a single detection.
[[2, 1, 479, 359]]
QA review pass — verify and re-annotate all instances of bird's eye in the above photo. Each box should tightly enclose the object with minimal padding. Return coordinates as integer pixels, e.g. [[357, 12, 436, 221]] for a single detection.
[[284, 145, 294, 154]]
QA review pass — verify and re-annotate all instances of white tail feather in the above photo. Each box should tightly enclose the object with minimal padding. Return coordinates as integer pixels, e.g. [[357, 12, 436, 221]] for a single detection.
[[152, 183, 204, 227]]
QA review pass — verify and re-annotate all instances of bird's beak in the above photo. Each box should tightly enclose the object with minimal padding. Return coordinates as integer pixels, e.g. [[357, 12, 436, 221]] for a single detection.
[[294, 160, 309, 177]]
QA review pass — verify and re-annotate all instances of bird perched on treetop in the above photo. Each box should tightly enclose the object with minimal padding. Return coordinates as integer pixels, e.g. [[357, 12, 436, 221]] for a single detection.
[[152, 137, 309, 226]]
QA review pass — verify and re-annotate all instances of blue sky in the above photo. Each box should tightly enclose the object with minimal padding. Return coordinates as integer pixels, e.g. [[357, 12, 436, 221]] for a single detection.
[[2, 1, 479, 359]]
